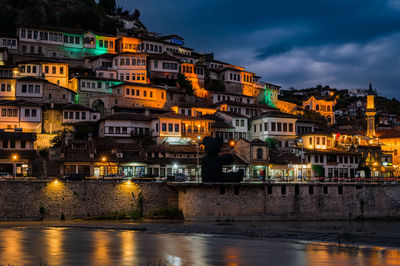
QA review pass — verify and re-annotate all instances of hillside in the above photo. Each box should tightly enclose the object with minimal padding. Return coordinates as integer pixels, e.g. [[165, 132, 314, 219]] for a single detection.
[[0, 0, 133, 35]]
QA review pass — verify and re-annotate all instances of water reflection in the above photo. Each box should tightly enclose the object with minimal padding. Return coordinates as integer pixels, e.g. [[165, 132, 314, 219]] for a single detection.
[[44, 227, 65, 265], [0, 226, 397, 265]]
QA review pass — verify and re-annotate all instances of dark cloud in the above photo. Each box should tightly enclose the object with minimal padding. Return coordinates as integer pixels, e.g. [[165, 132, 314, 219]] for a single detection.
[[117, 0, 400, 98]]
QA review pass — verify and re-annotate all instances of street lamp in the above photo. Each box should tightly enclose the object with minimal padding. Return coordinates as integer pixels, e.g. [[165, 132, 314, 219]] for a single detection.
[[196, 135, 201, 182], [11, 154, 18, 180], [298, 139, 304, 182]]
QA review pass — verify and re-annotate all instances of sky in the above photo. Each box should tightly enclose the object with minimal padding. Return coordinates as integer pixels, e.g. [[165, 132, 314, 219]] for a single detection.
[[118, 0, 400, 98]]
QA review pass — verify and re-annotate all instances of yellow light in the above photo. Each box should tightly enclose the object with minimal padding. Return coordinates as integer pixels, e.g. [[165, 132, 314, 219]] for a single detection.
[[54, 179, 58, 185], [101, 156, 107, 162], [229, 140, 235, 147], [12, 154, 18, 161], [126, 180, 131, 185]]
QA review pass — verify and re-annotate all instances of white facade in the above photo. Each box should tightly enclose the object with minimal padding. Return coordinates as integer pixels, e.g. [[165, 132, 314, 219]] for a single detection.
[[16, 81, 43, 98]]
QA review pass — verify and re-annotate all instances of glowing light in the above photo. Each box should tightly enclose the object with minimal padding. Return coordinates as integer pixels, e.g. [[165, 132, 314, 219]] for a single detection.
[[11, 154, 18, 161], [54, 179, 58, 185], [101, 156, 107, 162], [126, 180, 131, 185], [229, 140, 235, 147], [173, 164, 178, 169]]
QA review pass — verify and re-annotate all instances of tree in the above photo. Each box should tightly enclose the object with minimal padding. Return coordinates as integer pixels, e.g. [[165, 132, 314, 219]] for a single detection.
[[265, 138, 278, 150], [177, 73, 194, 95], [99, 0, 116, 15], [132, 9, 140, 19]]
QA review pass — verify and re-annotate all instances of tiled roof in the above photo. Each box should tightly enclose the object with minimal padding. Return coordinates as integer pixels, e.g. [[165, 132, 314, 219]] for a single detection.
[[102, 112, 153, 121], [212, 120, 234, 129], [111, 82, 166, 90], [0, 99, 42, 107], [213, 100, 277, 110], [217, 111, 248, 119], [269, 150, 301, 164], [250, 110, 297, 120], [147, 53, 180, 61], [0, 131, 36, 141]]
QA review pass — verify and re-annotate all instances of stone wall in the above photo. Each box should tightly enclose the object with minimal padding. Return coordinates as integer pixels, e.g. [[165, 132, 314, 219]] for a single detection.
[[173, 183, 400, 221], [0, 181, 174, 220]]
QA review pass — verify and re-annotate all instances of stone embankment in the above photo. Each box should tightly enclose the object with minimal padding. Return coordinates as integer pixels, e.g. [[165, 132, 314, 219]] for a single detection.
[[1, 181, 400, 221]]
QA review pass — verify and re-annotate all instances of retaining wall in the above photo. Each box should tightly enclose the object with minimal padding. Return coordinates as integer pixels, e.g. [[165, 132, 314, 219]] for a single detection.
[[173, 183, 400, 221], [0, 181, 174, 220]]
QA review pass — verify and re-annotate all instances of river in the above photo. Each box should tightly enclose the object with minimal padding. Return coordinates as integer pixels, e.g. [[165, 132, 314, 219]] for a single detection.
[[0, 222, 399, 265]]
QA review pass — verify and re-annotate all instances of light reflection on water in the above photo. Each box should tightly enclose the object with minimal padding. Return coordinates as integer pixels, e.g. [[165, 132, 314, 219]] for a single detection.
[[0, 227, 398, 265]]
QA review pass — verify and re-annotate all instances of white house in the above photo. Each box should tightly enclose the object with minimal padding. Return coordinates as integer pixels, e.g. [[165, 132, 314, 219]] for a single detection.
[[250, 110, 298, 151]]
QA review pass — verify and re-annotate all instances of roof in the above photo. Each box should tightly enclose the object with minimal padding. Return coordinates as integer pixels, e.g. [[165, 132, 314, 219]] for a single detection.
[[157, 112, 214, 121], [173, 101, 214, 109], [210, 90, 254, 97], [16, 59, 69, 65], [73, 75, 123, 83], [0, 131, 36, 141], [213, 100, 277, 110], [102, 112, 154, 122], [216, 111, 248, 119], [111, 82, 166, 90], [158, 34, 184, 41], [269, 150, 301, 164], [0, 99, 42, 107], [250, 110, 297, 120], [147, 53, 180, 62], [212, 120, 234, 129], [303, 148, 360, 155], [145, 144, 205, 153]]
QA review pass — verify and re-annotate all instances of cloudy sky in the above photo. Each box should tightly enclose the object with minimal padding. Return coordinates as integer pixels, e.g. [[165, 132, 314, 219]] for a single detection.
[[118, 0, 400, 98]]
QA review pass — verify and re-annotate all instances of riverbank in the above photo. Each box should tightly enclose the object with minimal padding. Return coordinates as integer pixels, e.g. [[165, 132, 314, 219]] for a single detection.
[[2, 220, 400, 248]]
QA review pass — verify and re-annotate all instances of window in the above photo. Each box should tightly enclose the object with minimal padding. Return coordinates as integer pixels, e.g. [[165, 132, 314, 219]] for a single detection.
[[108, 127, 114, 134], [52, 66, 56, 74], [175, 124, 179, 132], [126, 88, 130, 95], [309, 137, 312, 145], [256, 148, 263, 160], [64, 112, 68, 119], [271, 122, 276, 131], [253, 125, 256, 132], [154, 60, 158, 68], [75, 112, 80, 120], [28, 85, 33, 93], [75, 37, 80, 44], [20, 141, 26, 149], [45, 66, 49, 74], [82, 112, 86, 120], [35, 85, 40, 93], [317, 137, 320, 145], [241, 120, 244, 127], [2, 140, 7, 148], [31, 109, 37, 117], [235, 120, 239, 126], [277, 123, 282, 132], [162, 123, 167, 131], [60, 67, 64, 75], [168, 123, 173, 132], [289, 123, 293, 132], [24, 109, 30, 117]]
